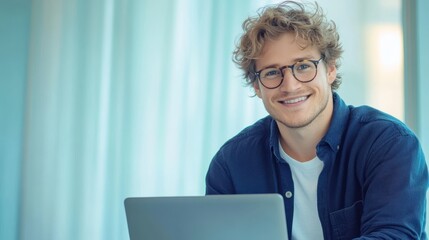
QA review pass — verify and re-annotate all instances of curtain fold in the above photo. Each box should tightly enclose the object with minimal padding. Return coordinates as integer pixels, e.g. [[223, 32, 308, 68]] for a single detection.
[[18, 0, 267, 239]]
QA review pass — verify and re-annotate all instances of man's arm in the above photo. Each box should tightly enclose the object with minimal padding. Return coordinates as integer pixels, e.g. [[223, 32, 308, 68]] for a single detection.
[[205, 150, 235, 195], [356, 133, 428, 239]]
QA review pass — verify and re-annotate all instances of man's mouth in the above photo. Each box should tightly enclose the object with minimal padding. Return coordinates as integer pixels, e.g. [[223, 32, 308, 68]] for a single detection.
[[280, 95, 309, 104]]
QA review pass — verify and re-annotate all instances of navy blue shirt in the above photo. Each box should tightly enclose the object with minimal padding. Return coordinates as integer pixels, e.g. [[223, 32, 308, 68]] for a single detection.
[[206, 93, 428, 239]]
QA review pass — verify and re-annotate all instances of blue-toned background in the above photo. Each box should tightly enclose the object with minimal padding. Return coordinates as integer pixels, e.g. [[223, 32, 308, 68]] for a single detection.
[[1, 0, 428, 239]]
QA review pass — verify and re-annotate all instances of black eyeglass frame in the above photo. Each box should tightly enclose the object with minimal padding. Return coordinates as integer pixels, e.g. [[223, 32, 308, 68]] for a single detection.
[[254, 56, 325, 89]]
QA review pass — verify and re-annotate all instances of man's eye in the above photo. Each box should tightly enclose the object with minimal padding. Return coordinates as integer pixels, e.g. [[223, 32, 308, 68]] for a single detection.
[[296, 64, 311, 71], [263, 69, 281, 77]]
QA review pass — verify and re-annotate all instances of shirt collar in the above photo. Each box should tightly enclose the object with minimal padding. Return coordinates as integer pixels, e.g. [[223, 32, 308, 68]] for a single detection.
[[269, 119, 283, 163], [320, 92, 350, 152]]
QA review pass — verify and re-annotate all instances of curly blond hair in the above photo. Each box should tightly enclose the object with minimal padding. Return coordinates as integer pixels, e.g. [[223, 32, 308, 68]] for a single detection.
[[233, 1, 343, 91]]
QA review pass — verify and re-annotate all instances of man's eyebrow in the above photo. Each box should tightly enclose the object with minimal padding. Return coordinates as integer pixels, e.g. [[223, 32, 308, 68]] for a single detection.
[[257, 55, 319, 71], [290, 55, 319, 62]]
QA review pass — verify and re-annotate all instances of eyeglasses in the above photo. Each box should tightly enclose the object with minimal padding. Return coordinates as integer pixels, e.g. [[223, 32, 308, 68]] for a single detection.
[[254, 57, 324, 89]]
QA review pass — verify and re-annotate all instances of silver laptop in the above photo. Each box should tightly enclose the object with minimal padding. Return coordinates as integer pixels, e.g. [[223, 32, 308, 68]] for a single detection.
[[124, 194, 288, 240]]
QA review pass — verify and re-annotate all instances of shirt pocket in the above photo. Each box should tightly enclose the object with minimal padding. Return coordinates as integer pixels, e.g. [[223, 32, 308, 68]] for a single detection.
[[329, 200, 363, 240]]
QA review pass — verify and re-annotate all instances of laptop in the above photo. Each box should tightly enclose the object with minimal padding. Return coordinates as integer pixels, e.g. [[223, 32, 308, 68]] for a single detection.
[[124, 193, 288, 240]]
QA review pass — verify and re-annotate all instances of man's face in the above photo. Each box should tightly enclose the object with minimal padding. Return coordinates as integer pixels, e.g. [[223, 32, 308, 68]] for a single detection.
[[253, 32, 337, 129]]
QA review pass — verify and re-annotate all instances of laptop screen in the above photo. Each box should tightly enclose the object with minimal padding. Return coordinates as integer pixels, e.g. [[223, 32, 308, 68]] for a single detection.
[[124, 194, 288, 240]]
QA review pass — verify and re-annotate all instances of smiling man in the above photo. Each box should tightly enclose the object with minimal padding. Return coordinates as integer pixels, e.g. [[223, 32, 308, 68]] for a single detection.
[[205, 1, 428, 239]]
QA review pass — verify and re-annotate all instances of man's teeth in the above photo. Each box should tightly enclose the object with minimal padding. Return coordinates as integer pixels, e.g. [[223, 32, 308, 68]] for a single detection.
[[283, 96, 308, 104]]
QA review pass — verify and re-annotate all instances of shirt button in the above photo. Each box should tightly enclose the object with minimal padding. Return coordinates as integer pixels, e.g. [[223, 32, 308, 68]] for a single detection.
[[285, 191, 293, 198]]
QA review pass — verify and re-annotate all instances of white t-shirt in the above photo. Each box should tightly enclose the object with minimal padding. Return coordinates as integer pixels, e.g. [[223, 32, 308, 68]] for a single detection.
[[279, 143, 324, 240]]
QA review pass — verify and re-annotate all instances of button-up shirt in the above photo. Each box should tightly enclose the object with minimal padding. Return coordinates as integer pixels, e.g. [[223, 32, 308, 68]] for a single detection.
[[206, 93, 428, 239]]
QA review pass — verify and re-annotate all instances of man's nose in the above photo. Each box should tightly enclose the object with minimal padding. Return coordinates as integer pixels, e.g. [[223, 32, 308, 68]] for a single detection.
[[279, 67, 302, 92]]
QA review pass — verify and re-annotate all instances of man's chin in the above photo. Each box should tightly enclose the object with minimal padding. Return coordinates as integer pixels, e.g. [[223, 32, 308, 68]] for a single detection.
[[275, 117, 314, 129]]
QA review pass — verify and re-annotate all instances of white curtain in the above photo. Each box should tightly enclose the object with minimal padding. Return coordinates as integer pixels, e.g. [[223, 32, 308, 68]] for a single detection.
[[17, 0, 268, 239]]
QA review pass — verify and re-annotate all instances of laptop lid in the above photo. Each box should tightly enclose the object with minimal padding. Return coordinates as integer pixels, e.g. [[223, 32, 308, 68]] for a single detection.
[[124, 194, 288, 240]]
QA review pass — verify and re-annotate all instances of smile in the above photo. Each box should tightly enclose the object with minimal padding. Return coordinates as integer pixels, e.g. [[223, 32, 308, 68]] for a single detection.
[[280, 95, 309, 104]]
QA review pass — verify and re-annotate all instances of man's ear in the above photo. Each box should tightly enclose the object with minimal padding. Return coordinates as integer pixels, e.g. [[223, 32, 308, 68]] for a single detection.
[[253, 81, 262, 98], [327, 63, 337, 84]]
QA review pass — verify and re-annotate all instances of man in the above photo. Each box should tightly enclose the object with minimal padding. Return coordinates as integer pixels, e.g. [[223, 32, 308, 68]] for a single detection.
[[205, 1, 428, 239]]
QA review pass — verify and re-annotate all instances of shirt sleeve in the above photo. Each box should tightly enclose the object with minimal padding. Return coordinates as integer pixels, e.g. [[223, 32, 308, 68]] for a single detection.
[[354, 133, 428, 239], [205, 149, 236, 195]]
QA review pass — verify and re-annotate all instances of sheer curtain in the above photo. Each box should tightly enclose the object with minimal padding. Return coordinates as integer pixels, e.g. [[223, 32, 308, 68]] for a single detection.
[[17, 0, 267, 239], [2, 0, 422, 240]]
